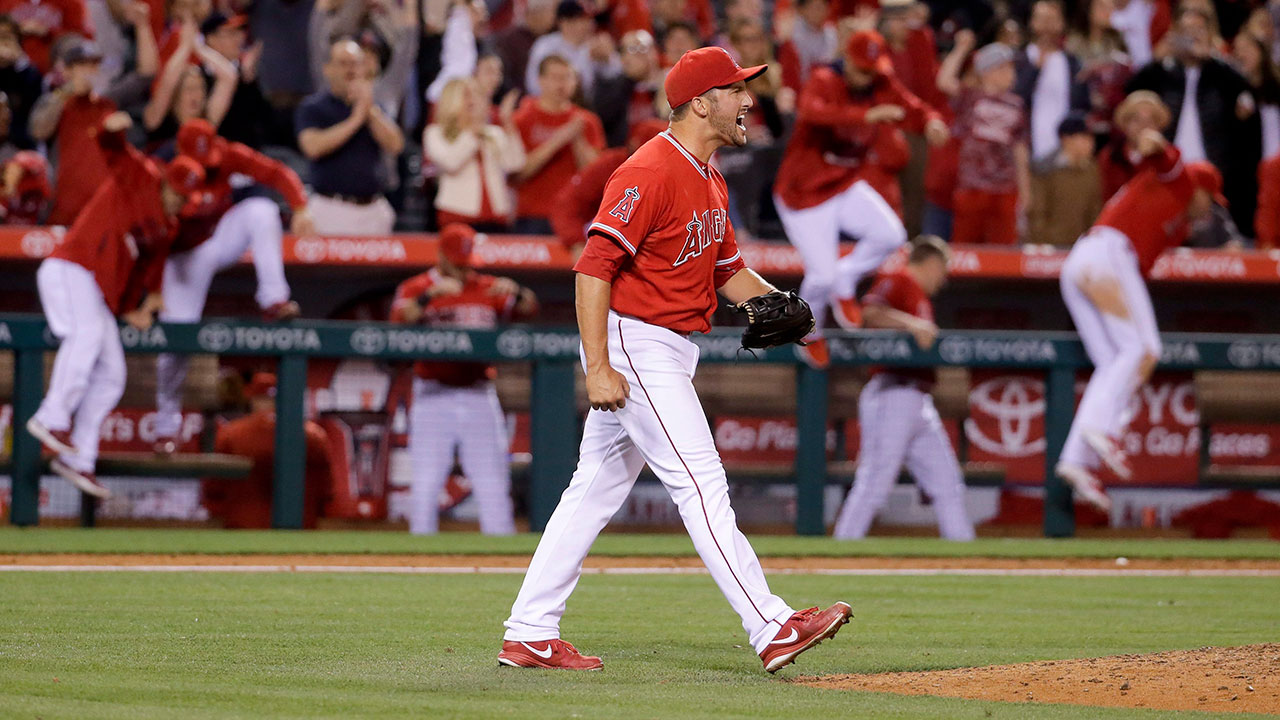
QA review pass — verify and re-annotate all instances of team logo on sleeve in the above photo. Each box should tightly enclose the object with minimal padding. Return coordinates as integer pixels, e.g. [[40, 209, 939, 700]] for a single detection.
[[608, 186, 641, 224]]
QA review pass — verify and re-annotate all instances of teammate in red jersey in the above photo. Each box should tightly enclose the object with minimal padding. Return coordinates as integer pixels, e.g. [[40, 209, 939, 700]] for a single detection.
[[152, 118, 313, 454], [773, 29, 949, 369], [389, 223, 537, 536], [26, 112, 202, 498], [499, 47, 851, 674], [1056, 128, 1224, 512]]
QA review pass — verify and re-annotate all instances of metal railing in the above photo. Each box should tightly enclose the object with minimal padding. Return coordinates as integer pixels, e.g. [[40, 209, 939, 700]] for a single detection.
[[3, 313, 1278, 536]]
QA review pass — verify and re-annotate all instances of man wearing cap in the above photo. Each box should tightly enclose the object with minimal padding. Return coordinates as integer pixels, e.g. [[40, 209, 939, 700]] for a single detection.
[[30, 26, 159, 225], [25, 112, 199, 500], [498, 47, 851, 673], [389, 223, 536, 536], [1028, 112, 1102, 246], [524, 0, 619, 101], [201, 12, 273, 149], [205, 372, 333, 529], [1055, 128, 1224, 514], [773, 29, 949, 369], [150, 118, 312, 455]]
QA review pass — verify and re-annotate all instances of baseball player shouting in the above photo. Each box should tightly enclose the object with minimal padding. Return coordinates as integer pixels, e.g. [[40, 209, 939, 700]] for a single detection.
[[389, 223, 538, 535], [499, 47, 850, 674], [773, 29, 949, 369], [832, 236, 975, 541], [152, 119, 312, 453], [25, 112, 202, 498], [1056, 129, 1224, 512]]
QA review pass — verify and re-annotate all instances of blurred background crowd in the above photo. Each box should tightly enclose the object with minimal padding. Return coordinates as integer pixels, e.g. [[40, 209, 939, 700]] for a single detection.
[[1, 0, 1279, 248]]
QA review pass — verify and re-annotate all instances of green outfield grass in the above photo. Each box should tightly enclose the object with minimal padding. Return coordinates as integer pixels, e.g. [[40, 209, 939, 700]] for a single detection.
[[1, 570, 1277, 719], [0, 527, 1278, 559]]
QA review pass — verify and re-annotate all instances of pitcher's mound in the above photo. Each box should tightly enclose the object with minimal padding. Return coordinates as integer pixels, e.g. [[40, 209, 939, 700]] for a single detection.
[[801, 644, 1280, 715]]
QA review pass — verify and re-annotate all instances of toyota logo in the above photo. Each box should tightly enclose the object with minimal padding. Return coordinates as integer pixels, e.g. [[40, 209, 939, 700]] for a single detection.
[[496, 329, 533, 358], [198, 323, 234, 352], [965, 376, 1046, 457], [937, 337, 972, 364], [293, 237, 327, 263], [1227, 342, 1261, 368], [350, 327, 386, 355]]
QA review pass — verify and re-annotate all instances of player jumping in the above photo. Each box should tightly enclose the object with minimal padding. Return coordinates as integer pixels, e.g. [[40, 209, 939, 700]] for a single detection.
[[1056, 129, 1224, 512], [152, 119, 313, 454], [25, 112, 202, 497], [833, 236, 975, 541], [498, 47, 851, 674], [773, 29, 949, 369]]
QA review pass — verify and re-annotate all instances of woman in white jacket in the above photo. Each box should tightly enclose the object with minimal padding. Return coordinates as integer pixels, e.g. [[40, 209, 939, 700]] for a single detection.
[[424, 77, 526, 230]]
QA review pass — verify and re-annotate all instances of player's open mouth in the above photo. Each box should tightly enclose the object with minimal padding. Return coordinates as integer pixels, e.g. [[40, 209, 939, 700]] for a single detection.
[[736, 113, 747, 132]]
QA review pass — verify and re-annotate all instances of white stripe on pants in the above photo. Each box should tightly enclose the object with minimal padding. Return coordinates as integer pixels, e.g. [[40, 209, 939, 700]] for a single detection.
[[155, 197, 291, 438], [504, 313, 794, 653], [774, 181, 907, 334], [34, 258, 126, 473], [833, 374, 975, 540], [407, 378, 516, 535], [1059, 227, 1161, 469]]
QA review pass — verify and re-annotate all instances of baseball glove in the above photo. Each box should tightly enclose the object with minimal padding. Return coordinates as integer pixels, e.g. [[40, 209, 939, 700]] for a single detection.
[[734, 290, 815, 350]]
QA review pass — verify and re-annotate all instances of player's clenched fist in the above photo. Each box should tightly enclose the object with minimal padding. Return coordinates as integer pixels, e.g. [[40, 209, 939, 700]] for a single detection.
[[586, 366, 630, 412]]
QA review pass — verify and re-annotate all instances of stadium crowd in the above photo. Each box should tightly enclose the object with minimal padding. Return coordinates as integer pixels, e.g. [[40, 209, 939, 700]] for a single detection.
[[1, 0, 1279, 248]]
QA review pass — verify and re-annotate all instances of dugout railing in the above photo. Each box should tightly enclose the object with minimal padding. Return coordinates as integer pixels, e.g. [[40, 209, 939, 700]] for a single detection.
[[3, 313, 1279, 537]]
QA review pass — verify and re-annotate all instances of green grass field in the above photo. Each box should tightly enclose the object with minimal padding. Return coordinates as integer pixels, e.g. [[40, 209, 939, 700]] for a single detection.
[[2, 531, 1279, 718]]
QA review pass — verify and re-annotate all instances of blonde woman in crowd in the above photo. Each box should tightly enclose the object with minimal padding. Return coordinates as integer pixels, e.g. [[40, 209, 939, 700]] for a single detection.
[[423, 76, 525, 231]]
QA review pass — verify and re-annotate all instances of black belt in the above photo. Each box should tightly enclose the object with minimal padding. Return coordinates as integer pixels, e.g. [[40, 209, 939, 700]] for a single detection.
[[318, 192, 380, 205]]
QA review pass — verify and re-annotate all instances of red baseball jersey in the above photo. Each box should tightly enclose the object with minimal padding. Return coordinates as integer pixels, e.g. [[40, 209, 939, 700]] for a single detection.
[[205, 411, 331, 529], [952, 87, 1027, 194], [864, 269, 935, 386], [1094, 145, 1192, 275], [174, 142, 309, 252], [573, 130, 747, 334], [549, 147, 628, 250], [512, 98, 606, 220], [775, 67, 939, 210], [50, 128, 174, 314], [391, 268, 528, 386], [47, 94, 116, 226]]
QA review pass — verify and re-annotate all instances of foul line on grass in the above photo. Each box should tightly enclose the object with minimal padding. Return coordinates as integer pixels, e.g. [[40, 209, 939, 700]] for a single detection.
[[2, 565, 1280, 577]]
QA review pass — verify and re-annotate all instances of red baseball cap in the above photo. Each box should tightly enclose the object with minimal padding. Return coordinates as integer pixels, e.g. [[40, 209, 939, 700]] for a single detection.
[[177, 119, 227, 168], [664, 47, 766, 109], [439, 223, 477, 266], [846, 30, 893, 76], [1186, 161, 1227, 207], [164, 155, 206, 195], [9, 151, 50, 198]]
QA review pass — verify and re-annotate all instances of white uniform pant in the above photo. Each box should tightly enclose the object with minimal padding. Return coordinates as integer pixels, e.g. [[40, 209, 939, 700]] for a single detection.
[[33, 258, 126, 473], [504, 313, 794, 652], [155, 197, 290, 438], [407, 378, 516, 535], [1059, 227, 1162, 469], [308, 194, 396, 236], [834, 374, 975, 540], [775, 181, 908, 334]]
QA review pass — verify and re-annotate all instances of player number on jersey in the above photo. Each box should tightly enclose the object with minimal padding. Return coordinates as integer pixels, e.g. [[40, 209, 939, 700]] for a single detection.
[[608, 186, 641, 224], [673, 209, 727, 267]]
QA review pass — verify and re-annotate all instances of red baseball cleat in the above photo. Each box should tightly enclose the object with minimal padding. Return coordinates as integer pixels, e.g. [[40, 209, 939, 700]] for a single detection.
[[50, 458, 111, 499], [262, 300, 301, 322], [832, 297, 863, 330], [26, 418, 76, 456], [498, 639, 603, 670], [795, 337, 830, 370], [1083, 430, 1132, 481], [1056, 462, 1112, 513], [760, 602, 853, 673]]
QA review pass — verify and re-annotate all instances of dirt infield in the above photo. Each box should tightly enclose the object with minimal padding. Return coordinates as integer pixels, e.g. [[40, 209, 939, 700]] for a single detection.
[[4, 553, 1280, 571], [801, 645, 1280, 715]]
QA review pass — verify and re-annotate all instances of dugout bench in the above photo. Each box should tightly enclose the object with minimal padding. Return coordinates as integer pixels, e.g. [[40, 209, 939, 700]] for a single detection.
[[3, 314, 1280, 537]]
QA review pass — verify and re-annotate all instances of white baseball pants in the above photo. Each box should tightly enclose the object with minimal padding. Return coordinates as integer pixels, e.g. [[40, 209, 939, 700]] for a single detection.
[[504, 313, 795, 653], [155, 197, 291, 438], [833, 374, 975, 540], [1059, 227, 1161, 470], [33, 258, 126, 473], [407, 378, 516, 535], [775, 181, 908, 334]]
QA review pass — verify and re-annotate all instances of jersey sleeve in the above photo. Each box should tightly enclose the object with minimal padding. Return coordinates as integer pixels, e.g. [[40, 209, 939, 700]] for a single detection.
[[390, 274, 432, 321], [574, 164, 665, 282], [713, 215, 746, 288]]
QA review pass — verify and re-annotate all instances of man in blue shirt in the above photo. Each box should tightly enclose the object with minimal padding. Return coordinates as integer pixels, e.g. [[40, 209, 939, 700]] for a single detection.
[[296, 37, 404, 235]]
